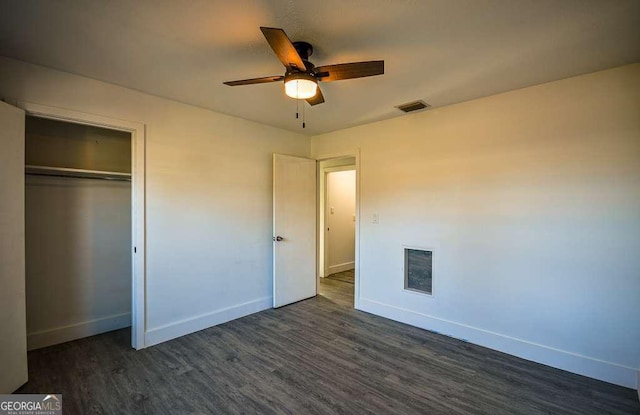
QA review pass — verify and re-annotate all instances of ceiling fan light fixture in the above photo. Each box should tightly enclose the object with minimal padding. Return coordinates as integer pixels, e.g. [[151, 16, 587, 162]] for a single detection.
[[284, 72, 317, 99], [223, 27, 385, 109]]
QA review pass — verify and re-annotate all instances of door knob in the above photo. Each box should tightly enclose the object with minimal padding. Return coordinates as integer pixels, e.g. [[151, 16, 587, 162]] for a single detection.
[[273, 236, 284, 242]]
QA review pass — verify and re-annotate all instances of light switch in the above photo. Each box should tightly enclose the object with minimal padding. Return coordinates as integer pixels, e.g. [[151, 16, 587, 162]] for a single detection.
[[330, 206, 335, 214], [372, 213, 379, 224]]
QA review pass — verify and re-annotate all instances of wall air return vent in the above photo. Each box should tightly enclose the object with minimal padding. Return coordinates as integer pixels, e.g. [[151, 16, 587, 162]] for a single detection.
[[395, 100, 430, 113], [404, 247, 433, 295]]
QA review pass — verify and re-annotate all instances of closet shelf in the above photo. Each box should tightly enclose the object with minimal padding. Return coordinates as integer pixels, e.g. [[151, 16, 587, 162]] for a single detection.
[[25, 165, 132, 181]]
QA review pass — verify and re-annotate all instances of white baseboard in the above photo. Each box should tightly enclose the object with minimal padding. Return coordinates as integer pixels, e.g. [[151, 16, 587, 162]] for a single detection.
[[327, 261, 355, 275], [145, 296, 272, 347], [27, 312, 131, 350], [358, 298, 637, 389]]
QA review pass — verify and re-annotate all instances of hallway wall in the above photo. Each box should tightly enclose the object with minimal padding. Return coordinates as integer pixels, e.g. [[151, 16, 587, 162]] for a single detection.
[[326, 169, 356, 274]]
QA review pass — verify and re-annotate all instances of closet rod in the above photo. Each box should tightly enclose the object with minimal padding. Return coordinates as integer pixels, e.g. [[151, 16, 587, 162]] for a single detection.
[[25, 165, 132, 182]]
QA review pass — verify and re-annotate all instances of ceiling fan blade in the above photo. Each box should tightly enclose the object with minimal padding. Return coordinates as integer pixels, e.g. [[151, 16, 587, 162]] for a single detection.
[[306, 87, 325, 106], [260, 27, 307, 71], [223, 75, 284, 86], [314, 60, 384, 82]]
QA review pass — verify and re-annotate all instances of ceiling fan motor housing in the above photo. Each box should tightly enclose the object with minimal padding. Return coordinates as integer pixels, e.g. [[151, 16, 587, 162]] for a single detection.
[[293, 41, 313, 60]]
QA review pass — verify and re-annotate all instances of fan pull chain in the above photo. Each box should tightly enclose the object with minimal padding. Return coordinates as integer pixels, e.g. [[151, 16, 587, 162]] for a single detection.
[[292, 82, 306, 129]]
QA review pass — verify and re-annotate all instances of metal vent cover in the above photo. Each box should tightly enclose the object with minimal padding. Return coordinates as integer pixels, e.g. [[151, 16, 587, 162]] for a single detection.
[[396, 100, 430, 113]]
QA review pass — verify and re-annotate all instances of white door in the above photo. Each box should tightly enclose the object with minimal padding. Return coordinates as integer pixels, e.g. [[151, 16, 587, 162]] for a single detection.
[[0, 100, 28, 392], [273, 154, 316, 308]]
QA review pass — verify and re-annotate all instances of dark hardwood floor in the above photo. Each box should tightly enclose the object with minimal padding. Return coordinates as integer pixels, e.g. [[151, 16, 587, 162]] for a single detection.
[[17, 277, 639, 414]]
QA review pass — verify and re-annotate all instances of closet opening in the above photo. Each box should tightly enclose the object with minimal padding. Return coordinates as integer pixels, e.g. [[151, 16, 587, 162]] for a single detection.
[[24, 115, 134, 350]]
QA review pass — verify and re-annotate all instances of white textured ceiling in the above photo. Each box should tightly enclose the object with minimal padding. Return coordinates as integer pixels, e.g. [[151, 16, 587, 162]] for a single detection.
[[1, 0, 639, 135]]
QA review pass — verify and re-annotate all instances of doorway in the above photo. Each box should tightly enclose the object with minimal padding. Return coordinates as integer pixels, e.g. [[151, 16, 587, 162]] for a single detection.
[[317, 157, 357, 307], [21, 102, 146, 350]]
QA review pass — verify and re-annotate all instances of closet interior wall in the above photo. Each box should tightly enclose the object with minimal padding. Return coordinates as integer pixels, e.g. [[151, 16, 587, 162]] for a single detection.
[[25, 116, 132, 350]]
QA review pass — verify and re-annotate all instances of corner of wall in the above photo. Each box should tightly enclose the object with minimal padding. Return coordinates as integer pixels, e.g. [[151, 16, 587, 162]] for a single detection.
[[144, 296, 271, 347]]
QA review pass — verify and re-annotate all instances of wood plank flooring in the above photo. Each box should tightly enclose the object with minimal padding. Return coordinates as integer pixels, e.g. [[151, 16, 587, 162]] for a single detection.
[[319, 270, 354, 307], [325, 269, 355, 284], [17, 278, 639, 414]]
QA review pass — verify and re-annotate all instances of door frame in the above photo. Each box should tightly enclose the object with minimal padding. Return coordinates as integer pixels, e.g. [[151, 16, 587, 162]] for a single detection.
[[20, 101, 147, 350], [315, 150, 361, 309]]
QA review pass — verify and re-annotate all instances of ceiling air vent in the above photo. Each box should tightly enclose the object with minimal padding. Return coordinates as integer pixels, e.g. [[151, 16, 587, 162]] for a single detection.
[[396, 100, 430, 113]]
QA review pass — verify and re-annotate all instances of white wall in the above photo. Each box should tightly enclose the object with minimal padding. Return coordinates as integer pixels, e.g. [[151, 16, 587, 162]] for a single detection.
[[0, 56, 309, 347], [25, 176, 132, 350], [311, 64, 640, 388], [326, 170, 356, 274]]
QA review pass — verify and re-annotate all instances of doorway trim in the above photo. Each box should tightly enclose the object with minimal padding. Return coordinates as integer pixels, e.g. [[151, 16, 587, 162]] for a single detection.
[[20, 101, 147, 350], [315, 150, 361, 309]]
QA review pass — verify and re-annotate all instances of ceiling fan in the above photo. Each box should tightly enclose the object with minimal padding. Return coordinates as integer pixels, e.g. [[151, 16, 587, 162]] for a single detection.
[[223, 27, 384, 106]]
